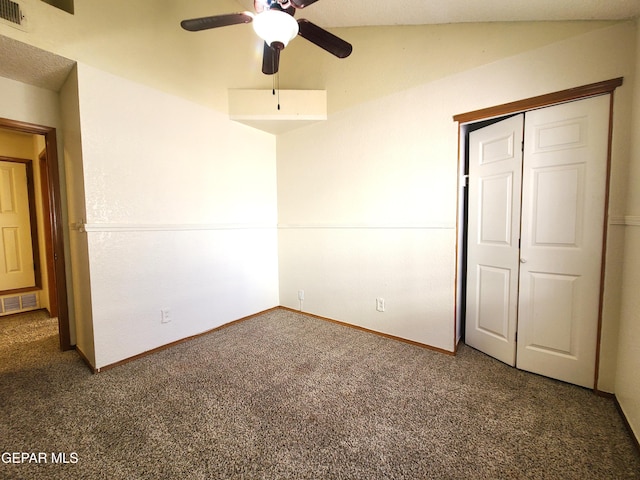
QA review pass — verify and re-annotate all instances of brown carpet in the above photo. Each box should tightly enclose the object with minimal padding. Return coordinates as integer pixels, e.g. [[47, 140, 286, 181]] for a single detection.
[[1, 308, 639, 479]]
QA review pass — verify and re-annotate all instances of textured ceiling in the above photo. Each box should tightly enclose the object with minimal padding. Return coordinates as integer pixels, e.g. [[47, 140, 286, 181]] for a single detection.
[[0, 35, 75, 92], [236, 0, 640, 27]]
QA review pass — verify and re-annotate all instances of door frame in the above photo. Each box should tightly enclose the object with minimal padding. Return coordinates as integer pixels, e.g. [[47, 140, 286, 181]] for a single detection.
[[0, 117, 71, 351], [453, 77, 623, 390]]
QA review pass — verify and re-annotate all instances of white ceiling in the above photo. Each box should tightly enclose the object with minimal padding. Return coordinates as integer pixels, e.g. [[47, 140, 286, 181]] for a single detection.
[[237, 0, 640, 27]]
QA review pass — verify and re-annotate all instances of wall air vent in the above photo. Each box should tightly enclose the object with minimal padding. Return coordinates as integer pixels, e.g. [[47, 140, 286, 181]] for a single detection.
[[0, 0, 28, 31], [0, 293, 40, 315], [21, 293, 37, 309], [3, 296, 21, 312]]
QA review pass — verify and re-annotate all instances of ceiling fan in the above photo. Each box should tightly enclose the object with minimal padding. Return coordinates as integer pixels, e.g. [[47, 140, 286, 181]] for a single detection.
[[180, 0, 353, 75]]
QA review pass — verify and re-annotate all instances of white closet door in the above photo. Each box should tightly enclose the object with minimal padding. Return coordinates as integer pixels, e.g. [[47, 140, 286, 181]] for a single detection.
[[465, 114, 524, 366], [517, 94, 610, 388]]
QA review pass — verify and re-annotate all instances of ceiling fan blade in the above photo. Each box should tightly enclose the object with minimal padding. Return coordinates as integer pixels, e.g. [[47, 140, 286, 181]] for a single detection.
[[262, 42, 280, 75], [297, 19, 352, 58], [180, 13, 253, 32], [290, 0, 321, 8]]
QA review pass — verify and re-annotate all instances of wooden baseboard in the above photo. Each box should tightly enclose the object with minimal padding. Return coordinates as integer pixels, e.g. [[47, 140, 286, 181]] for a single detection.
[[278, 306, 456, 356], [594, 389, 614, 399], [89, 305, 455, 373], [613, 395, 640, 455], [592, 389, 639, 453], [75, 346, 97, 374], [92, 307, 281, 373]]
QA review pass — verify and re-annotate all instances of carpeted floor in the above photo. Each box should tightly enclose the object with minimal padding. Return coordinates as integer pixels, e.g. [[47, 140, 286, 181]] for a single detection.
[[1, 308, 639, 479]]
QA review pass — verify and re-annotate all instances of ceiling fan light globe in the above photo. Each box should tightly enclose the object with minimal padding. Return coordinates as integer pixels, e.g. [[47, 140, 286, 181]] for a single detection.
[[252, 10, 299, 48]]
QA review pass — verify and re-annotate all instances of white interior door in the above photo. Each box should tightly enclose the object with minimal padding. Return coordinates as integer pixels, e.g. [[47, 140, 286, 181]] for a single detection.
[[465, 114, 524, 366], [0, 160, 36, 291], [516, 95, 609, 388], [465, 95, 609, 388]]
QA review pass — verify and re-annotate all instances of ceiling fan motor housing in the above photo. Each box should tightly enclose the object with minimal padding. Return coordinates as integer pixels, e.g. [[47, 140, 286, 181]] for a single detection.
[[252, 8, 299, 48]]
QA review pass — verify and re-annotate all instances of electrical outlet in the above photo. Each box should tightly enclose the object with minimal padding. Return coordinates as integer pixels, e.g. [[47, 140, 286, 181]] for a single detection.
[[376, 298, 385, 312], [161, 308, 171, 324]]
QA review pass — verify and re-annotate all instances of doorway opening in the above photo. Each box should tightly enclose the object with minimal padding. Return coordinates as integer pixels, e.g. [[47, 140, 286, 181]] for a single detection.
[[0, 117, 71, 351]]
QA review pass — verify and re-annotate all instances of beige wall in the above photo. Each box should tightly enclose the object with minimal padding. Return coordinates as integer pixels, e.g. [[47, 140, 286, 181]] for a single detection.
[[283, 21, 618, 113], [614, 16, 640, 443], [0, 2, 616, 114], [59, 65, 93, 363], [31, 134, 51, 314], [0, 0, 272, 112], [0, 128, 33, 156]]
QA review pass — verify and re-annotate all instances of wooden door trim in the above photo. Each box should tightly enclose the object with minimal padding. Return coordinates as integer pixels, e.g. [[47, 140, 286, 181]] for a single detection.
[[38, 148, 58, 319], [453, 77, 624, 124], [453, 77, 624, 391], [593, 92, 618, 394], [0, 117, 71, 351]]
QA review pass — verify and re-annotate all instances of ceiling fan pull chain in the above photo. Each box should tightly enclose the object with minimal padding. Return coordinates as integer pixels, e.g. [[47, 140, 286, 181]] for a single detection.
[[277, 71, 281, 110], [271, 66, 281, 111], [272, 51, 277, 100]]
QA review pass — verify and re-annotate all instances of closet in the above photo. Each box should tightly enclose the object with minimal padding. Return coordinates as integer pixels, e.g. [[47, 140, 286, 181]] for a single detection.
[[464, 94, 610, 388]]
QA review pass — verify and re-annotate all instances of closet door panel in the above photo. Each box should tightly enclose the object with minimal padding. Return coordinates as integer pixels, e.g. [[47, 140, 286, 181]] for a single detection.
[[517, 95, 610, 388], [465, 114, 524, 366]]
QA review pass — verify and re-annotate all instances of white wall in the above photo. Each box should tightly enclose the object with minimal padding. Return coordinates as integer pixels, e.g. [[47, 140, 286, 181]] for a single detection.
[[73, 64, 279, 369], [277, 22, 636, 379], [277, 84, 458, 350], [614, 16, 640, 443]]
